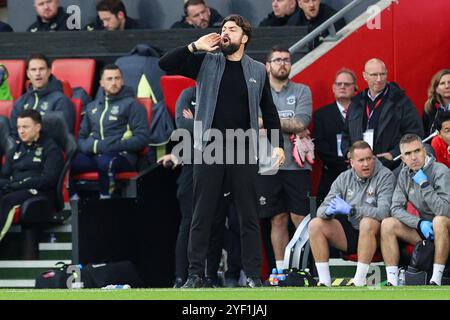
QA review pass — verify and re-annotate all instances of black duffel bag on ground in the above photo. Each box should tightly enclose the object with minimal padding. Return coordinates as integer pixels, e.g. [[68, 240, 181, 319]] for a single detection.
[[35, 262, 81, 289], [82, 261, 144, 288], [405, 240, 434, 285]]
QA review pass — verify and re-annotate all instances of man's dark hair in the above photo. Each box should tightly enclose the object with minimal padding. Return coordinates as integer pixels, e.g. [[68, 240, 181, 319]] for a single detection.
[[266, 45, 290, 62], [349, 140, 372, 158], [184, 0, 207, 16], [399, 134, 423, 153], [100, 64, 122, 78], [436, 112, 450, 132], [221, 14, 252, 47], [96, 0, 127, 17], [18, 109, 43, 125], [26, 53, 51, 70]]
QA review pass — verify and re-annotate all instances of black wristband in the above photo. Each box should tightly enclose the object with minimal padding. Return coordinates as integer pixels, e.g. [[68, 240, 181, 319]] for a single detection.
[[420, 181, 430, 189], [191, 42, 198, 52]]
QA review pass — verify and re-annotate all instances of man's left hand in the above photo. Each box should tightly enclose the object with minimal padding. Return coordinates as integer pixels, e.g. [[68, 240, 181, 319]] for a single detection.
[[330, 195, 352, 215], [377, 152, 393, 161], [272, 147, 285, 167]]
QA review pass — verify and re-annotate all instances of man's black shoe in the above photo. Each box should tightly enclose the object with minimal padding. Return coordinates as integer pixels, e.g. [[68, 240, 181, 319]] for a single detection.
[[246, 277, 262, 288], [182, 275, 203, 288], [173, 277, 185, 288], [203, 277, 218, 288]]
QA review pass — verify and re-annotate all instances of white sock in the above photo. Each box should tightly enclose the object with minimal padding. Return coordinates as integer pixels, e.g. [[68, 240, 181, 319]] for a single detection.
[[386, 266, 399, 286], [100, 194, 111, 200], [430, 264, 445, 285], [315, 262, 331, 286], [275, 260, 284, 271], [353, 262, 370, 286]]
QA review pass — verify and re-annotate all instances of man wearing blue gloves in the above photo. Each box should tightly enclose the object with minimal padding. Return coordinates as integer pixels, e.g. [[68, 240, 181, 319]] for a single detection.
[[381, 134, 450, 286], [310, 141, 396, 286]]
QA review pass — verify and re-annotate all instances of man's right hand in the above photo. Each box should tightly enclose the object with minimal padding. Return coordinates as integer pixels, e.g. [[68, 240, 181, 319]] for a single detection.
[[157, 154, 181, 169], [189, 33, 221, 53]]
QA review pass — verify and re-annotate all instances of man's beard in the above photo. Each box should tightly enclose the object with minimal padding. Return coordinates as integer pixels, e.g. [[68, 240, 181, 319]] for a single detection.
[[273, 68, 290, 81], [220, 42, 240, 56]]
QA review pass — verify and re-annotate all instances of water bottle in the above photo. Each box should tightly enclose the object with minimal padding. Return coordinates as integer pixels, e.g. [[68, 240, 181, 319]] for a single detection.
[[277, 268, 286, 283], [49, 232, 57, 243], [102, 284, 131, 290], [269, 268, 278, 286], [398, 269, 406, 286]]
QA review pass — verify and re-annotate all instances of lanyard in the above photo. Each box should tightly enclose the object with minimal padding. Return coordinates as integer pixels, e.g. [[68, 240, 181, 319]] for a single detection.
[[366, 98, 383, 121], [365, 89, 388, 126]]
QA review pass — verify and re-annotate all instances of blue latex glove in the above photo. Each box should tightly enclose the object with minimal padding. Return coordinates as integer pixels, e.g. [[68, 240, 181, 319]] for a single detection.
[[330, 195, 352, 215], [413, 169, 428, 186], [419, 220, 434, 240], [325, 205, 335, 217]]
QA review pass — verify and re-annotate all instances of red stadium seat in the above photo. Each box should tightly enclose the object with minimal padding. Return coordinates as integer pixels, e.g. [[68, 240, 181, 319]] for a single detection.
[[0, 100, 13, 118], [342, 245, 415, 263], [51, 59, 96, 97], [137, 97, 153, 125], [342, 251, 384, 263], [73, 172, 139, 182], [160, 75, 195, 118], [0, 59, 26, 100]]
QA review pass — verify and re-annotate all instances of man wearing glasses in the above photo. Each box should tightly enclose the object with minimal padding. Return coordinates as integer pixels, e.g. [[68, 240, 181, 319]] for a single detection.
[[257, 45, 312, 273], [341, 58, 424, 170], [313, 68, 358, 205]]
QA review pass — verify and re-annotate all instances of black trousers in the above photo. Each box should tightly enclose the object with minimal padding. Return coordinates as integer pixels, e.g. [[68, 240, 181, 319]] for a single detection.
[[189, 161, 261, 278], [175, 164, 229, 280], [224, 203, 243, 280], [0, 189, 40, 240]]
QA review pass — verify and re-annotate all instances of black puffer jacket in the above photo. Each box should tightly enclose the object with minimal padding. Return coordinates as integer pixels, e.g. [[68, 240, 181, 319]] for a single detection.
[[27, 7, 71, 32], [0, 132, 64, 192], [341, 82, 424, 169], [170, 8, 223, 29], [10, 76, 75, 138]]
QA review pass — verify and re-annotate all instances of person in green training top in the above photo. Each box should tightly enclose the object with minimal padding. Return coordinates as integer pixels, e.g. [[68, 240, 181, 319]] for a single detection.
[[0, 65, 13, 101]]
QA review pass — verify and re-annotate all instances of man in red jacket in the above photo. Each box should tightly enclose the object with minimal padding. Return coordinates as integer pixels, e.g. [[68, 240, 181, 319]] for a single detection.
[[431, 112, 450, 168]]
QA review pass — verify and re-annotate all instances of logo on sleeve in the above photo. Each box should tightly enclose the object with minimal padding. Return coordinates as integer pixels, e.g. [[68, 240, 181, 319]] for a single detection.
[[286, 95, 296, 105], [40, 102, 49, 111], [259, 196, 267, 206]]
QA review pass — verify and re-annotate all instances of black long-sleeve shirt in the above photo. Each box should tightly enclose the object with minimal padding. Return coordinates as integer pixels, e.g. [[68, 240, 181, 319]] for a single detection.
[[159, 46, 284, 150]]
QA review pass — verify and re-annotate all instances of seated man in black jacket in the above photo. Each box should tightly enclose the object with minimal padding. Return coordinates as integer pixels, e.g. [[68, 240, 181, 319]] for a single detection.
[[85, 0, 145, 31], [171, 0, 223, 29], [259, 0, 299, 27], [28, 0, 72, 32], [10, 53, 75, 139], [70, 64, 149, 199], [0, 109, 64, 241], [293, 0, 346, 49]]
